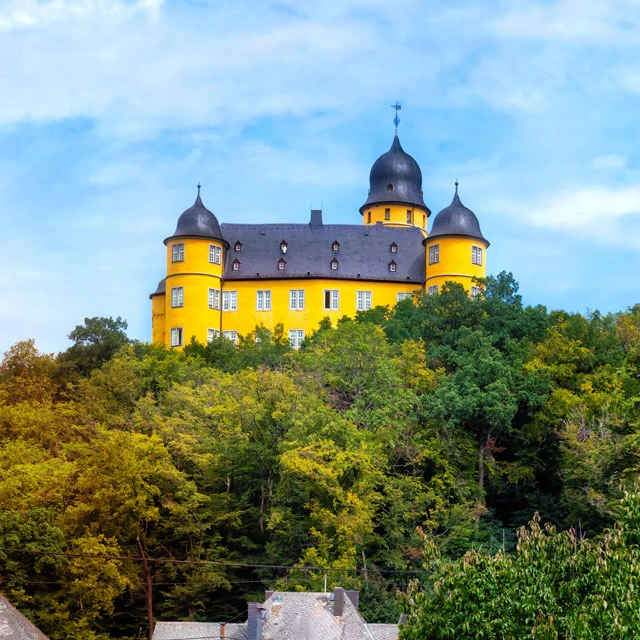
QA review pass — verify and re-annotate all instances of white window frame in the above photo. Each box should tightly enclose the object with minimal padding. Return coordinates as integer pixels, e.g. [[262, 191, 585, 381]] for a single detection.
[[428, 285, 439, 295], [232, 260, 240, 271], [331, 259, 338, 270], [472, 245, 483, 266], [385, 208, 390, 220], [171, 286, 184, 308], [429, 244, 440, 265], [170, 327, 183, 347], [289, 330, 305, 349], [406, 210, 412, 224], [209, 244, 222, 265], [290, 289, 305, 310], [208, 288, 220, 310], [470, 286, 482, 299], [278, 259, 286, 270], [256, 290, 272, 311], [324, 289, 339, 311], [356, 290, 372, 311], [397, 292, 412, 302], [389, 261, 396, 272], [207, 328, 220, 342], [172, 243, 184, 263], [222, 291, 238, 311], [390, 243, 397, 253], [222, 330, 238, 345]]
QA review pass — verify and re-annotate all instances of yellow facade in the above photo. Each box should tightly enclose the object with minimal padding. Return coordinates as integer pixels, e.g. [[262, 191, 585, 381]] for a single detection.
[[363, 203, 428, 233], [424, 236, 488, 293]]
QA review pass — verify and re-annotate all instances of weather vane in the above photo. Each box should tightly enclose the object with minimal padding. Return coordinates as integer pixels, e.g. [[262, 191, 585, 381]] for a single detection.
[[391, 102, 402, 133]]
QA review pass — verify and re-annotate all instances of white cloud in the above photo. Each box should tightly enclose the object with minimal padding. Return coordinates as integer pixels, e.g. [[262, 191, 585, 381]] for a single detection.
[[591, 154, 627, 170]]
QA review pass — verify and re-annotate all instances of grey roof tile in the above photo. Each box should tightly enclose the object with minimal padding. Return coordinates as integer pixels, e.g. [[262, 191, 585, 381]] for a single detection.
[[166, 190, 226, 246], [220, 223, 425, 284], [0, 593, 50, 639], [152, 621, 246, 640], [429, 187, 489, 245]]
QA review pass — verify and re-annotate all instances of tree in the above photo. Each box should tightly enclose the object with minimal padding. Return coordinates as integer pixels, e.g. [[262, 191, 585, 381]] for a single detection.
[[59, 317, 129, 377]]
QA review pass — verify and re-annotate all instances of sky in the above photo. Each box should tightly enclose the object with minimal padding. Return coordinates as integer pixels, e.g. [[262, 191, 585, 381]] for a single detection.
[[3, 0, 640, 354]]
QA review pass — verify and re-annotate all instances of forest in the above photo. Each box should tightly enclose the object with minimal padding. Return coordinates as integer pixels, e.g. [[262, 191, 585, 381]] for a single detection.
[[2, 273, 640, 639]]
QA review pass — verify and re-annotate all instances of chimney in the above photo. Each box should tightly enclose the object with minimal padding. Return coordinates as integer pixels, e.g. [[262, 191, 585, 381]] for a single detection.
[[310, 209, 323, 226], [333, 587, 345, 617], [345, 590, 359, 611], [247, 602, 263, 640], [220, 622, 226, 639]]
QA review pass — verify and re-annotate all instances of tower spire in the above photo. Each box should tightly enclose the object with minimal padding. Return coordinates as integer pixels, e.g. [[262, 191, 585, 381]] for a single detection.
[[391, 102, 402, 134]]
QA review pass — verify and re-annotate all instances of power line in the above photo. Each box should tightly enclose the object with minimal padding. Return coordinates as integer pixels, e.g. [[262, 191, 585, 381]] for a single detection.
[[0, 547, 428, 574]]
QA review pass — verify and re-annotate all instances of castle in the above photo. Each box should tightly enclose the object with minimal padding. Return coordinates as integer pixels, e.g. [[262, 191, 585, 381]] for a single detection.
[[150, 131, 489, 348]]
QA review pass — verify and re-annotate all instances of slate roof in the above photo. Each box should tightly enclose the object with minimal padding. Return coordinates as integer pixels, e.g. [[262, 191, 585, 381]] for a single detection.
[[360, 135, 428, 213], [165, 190, 226, 246], [152, 621, 246, 639], [429, 187, 489, 246], [220, 222, 425, 284], [0, 593, 50, 640]]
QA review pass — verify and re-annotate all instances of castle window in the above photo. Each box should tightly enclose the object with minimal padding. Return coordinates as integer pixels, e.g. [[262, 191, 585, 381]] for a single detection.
[[207, 328, 220, 342], [278, 258, 286, 270], [234, 242, 242, 251], [324, 289, 339, 310], [470, 286, 482, 299], [357, 290, 372, 311], [280, 241, 288, 254], [222, 330, 238, 345], [331, 258, 339, 270], [171, 286, 184, 308], [172, 243, 184, 262], [367, 211, 371, 224], [429, 244, 440, 265], [428, 285, 439, 295], [397, 292, 412, 302], [290, 289, 305, 310], [232, 259, 241, 271], [385, 208, 390, 220], [387, 183, 393, 191], [209, 244, 222, 265], [472, 245, 483, 266], [332, 241, 340, 252], [208, 288, 220, 310], [170, 327, 183, 347], [256, 290, 272, 311], [289, 330, 305, 349], [222, 291, 237, 311], [406, 210, 412, 224], [390, 242, 397, 253], [389, 260, 397, 272]]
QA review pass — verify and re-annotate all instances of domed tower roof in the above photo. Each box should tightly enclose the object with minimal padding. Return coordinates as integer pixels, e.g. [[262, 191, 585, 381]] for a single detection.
[[164, 186, 227, 246], [429, 184, 489, 246], [360, 135, 429, 214]]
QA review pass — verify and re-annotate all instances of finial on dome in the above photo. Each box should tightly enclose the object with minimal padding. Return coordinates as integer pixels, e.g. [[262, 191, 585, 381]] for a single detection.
[[391, 102, 402, 134], [455, 180, 459, 195], [197, 183, 201, 196]]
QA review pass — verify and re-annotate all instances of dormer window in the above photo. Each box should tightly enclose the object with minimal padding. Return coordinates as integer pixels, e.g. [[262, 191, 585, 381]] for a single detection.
[[332, 241, 340, 252], [234, 242, 242, 252], [390, 242, 397, 253], [331, 258, 339, 270], [232, 259, 241, 271], [280, 241, 288, 254], [389, 260, 397, 272], [387, 183, 393, 191], [278, 258, 286, 270]]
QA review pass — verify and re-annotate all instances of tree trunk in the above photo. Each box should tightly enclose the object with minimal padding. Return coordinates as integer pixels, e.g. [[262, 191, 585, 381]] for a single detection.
[[137, 536, 154, 640]]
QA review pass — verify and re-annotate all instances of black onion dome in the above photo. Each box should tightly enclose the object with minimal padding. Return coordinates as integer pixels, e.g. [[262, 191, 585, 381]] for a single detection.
[[164, 189, 227, 245], [360, 135, 428, 213], [429, 188, 489, 246]]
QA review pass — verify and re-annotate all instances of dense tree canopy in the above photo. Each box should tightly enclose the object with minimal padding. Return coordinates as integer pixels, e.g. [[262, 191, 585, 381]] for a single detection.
[[2, 276, 640, 639]]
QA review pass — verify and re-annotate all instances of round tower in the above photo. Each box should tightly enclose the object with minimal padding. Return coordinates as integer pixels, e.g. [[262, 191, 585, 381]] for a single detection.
[[162, 186, 228, 348], [360, 135, 431, 232], [425, 184, 489, 295]]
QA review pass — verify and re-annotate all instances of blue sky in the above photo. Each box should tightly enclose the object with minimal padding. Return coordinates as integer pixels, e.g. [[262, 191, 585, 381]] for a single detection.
[[3, 0, 640, 354]]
